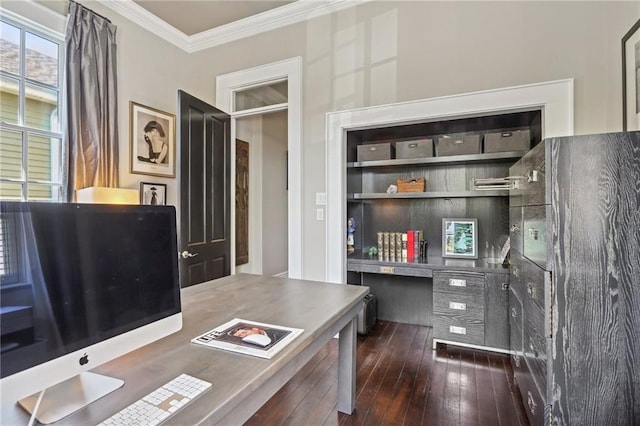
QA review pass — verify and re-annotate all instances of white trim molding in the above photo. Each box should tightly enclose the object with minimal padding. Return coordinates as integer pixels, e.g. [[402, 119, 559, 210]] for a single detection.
[[217, 57, 303, 280], [325, 79, 574, 284], [99, 0, 369, 53]]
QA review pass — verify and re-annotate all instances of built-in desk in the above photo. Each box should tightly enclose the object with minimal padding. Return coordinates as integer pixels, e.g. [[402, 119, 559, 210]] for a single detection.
[[347, 254, 510, 352], [1, 274, 368, 425]]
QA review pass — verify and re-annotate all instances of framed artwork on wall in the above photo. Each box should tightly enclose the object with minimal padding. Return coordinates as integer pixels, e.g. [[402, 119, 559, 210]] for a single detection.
[[130, 101, 176, 177], [442, 218, 478, 259], [140, 182, 166, 205], [622, 18, 640, 131]]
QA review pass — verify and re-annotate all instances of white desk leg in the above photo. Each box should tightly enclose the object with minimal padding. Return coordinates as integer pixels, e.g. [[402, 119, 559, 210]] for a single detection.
[[337, 317, 357, 414]]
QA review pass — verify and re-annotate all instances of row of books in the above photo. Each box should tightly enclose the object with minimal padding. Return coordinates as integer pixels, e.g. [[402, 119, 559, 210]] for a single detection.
[[376, 230, 427, 260]]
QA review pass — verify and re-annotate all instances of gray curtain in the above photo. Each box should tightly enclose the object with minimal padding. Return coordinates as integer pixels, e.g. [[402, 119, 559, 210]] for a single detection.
[[64, 1, 118, 201]]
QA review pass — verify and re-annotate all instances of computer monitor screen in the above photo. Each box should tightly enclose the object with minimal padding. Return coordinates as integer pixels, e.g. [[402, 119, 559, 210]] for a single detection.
[[0, 201, 182, 422]]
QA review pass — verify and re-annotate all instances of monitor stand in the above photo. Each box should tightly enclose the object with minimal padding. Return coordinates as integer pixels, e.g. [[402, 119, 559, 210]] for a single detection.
[[17, 372, 124, 424]]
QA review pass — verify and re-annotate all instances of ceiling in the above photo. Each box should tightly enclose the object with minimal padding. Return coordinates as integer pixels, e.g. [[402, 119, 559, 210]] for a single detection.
[[131, 1, 296, 36], [32, 0, 361, 52]]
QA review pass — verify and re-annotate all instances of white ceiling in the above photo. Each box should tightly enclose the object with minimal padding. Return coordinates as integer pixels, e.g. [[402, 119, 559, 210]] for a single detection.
[[131, 0, 296, 36], [32, 0, 364, 52]]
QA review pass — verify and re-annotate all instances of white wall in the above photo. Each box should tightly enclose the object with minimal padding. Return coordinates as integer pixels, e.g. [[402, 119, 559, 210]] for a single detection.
[[7, 0, 639, 281]]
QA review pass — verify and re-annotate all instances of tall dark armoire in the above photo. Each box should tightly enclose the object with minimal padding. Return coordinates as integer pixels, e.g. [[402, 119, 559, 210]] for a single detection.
[[508, 131, 640, 425]]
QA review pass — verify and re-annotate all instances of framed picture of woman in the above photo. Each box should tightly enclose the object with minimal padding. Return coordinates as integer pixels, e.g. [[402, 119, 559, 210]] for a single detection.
[[130, 101, 176, 177], [140, 182, 167, 205]]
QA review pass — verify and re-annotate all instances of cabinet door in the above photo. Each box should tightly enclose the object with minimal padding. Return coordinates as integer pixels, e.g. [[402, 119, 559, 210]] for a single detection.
[[484, 273, 509, 350]]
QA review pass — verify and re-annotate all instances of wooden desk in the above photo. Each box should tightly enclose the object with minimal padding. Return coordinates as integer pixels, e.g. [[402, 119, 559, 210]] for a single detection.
[[2, 274, 368, 425]]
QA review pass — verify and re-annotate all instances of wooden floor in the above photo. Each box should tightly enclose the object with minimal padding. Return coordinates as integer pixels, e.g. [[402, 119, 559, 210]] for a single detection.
[[245, 321, 529, 426]]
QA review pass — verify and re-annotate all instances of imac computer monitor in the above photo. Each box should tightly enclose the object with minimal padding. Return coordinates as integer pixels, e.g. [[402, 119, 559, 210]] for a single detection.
[[0, 201, 182, 423]]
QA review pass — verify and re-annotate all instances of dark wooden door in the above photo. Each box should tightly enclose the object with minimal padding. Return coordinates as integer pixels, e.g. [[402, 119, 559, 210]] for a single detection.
[[178, 90, 230, 287]]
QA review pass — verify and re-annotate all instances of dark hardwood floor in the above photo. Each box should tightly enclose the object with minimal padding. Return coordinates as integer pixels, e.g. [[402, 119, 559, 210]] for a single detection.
[[245, 321, 529, 426]]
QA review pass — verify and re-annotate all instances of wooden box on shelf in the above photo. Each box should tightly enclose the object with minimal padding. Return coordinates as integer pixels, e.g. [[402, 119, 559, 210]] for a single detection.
[[396, 177, 425, 192]]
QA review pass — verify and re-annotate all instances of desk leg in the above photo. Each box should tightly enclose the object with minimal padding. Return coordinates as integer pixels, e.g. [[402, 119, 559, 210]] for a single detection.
[[337, 317, 357, 414]]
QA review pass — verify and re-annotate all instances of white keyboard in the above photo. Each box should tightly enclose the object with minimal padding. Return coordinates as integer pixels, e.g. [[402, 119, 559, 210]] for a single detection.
[[97, 373, 212, 426]]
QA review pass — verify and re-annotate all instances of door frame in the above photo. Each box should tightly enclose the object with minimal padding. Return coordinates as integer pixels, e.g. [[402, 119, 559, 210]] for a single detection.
[[325, 78, 575, 284], [216, 57, 302, 279]]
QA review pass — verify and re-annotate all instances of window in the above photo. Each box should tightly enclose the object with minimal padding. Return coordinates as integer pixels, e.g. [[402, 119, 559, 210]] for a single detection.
[[0, 16, 65, 201]]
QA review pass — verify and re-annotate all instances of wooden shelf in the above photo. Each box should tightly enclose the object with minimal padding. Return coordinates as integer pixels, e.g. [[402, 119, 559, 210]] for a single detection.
[[348, 190, 509, 200], [347, 151, 527, 169]]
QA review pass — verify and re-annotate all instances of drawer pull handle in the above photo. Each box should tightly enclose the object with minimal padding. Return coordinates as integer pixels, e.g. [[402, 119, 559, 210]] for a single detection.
[[511, 307, 518, 319], [449, 302, 466, 311], [527, 391, 537, 415], [512, 266, 519, 278], [526, 170, 539, 183], [510, 224, 520, 233], [449, 325, 467, 335], [528, 228, 539, 240], [527, 282, 536, 299], [513, 355, 521, 368], [380, 266, 395, 274], [449, 278, 467, 287]]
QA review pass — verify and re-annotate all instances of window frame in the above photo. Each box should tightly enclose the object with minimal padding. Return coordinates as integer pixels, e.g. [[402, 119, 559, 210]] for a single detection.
[[0, 10, 66, 202]]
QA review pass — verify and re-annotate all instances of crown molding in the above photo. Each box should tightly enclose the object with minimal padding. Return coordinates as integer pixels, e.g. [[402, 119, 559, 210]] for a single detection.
[[98, 0, 369, 53]]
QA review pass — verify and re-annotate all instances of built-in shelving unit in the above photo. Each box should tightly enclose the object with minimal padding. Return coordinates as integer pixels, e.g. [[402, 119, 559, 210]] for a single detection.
[[345, 109, 541, 334]]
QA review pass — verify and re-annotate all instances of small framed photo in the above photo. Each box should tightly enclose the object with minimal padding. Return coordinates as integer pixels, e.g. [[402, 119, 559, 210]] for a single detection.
[[442, 218, 478, 259], [130, 101, 176, 177], [140, 182, 166, 205], [622, 18, 640, 131]]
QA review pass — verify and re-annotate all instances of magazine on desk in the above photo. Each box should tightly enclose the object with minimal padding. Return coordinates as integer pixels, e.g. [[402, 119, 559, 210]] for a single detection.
[[191, 318, 304, 359]]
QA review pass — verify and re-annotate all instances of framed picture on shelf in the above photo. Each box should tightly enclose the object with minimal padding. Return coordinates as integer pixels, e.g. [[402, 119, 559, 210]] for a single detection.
[[140, 182, 166, 205], [130, 101, 176, 177], [442, 218, 478, 259], [622, 18, 640, 131]]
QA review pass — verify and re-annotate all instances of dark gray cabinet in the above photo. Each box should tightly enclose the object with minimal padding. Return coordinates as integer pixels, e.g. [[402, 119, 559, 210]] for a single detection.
[[508, 131, 640, 425], [432, 270, 509, 351]]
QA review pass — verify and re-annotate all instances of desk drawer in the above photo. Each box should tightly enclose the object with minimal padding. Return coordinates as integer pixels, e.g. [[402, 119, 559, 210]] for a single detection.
[[433, 316, 484, 346], [433, 292, 484, 322], [523, 205, 549, 270], [520, 141, 547, 206], [523, 304, 547, 394], [509, 289, 523, 356], [433, 271, 484, 296], [509, 205, 523, 255], [515, 360, 546, 426], [521, 256, 548, 317], [509, 249, 524, 301]]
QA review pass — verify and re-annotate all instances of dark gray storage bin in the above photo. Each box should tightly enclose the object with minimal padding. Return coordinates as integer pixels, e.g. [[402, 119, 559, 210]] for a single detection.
[[436, 134, 481, 156], [396, 138, 433, 159], [484, 130, 531, 153], [357, 142, 394, 162]]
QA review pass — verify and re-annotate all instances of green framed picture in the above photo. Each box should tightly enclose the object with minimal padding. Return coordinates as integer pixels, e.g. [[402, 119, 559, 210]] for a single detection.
[[442, 218, 478, 259]]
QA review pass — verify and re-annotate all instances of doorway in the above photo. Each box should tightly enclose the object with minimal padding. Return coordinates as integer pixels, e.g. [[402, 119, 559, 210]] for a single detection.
[[235, 111, 288, 276], [216, 57, 302, 278]]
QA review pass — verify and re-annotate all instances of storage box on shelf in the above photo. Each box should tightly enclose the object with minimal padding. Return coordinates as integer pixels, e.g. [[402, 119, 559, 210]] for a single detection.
[[396, 177, 425, 193], [484, 129, 531, 153], [396, 138, 433, 159], [356, 142, 393, 162], [436, 134, 481, 156]]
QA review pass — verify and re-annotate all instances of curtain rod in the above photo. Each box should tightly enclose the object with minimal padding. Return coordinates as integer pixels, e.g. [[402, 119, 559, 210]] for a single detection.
[[68, 0, 112, 23]]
